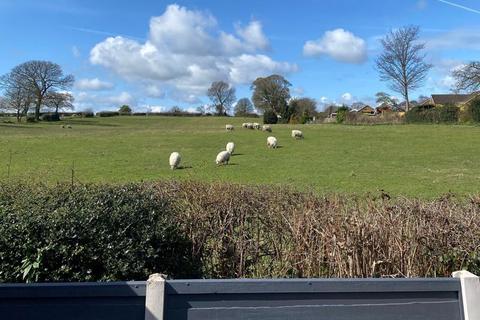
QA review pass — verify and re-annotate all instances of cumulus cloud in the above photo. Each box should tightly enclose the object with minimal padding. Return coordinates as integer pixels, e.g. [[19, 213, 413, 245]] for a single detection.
[[74, 91, 136, 110], [341, 92, 353, 102], [90, 4, 296, 103], [303, 28, 367, 64], [75, 78, 114, 90]]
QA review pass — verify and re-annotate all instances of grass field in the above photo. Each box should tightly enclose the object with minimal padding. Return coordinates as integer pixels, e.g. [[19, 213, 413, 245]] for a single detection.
[[1, 115, 480, 197]]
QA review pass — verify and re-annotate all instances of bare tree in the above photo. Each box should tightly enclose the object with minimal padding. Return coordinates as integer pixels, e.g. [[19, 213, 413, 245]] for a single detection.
[[375, 26, 431, 111], [0, 76, 33, 122], [44, 92, 74, 115], [234, 98, 254, 116], [452, 61, 480, 92], [251, 74, 291, 116], [207, 81, 236, 116], [2, 61, 74, 121]]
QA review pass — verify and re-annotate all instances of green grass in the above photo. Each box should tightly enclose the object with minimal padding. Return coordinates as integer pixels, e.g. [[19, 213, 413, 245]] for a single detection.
[[1, 116, 480, 197]]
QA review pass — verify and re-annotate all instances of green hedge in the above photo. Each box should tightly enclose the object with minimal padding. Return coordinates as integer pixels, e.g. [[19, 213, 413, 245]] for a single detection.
[[96, 111, 120, 117], [0, 183, 198, 282], [406, 104, 459, 123]]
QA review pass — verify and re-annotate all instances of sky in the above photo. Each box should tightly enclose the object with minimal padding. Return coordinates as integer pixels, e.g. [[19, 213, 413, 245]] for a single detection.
[[0, 0, 479, 112]]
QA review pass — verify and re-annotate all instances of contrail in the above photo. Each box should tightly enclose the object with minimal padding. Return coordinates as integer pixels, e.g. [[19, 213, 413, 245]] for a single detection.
[[65, 26, 145, 41], [436, 0, 480, 14]]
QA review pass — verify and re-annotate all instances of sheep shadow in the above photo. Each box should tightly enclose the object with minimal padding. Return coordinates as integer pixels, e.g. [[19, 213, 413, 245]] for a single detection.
[[176, 165, 193, 170], [231, 153, 244, 156]]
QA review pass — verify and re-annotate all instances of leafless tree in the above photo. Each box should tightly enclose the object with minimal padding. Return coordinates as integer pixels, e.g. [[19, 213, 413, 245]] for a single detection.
[[375, 26, 431, 111], [207, 81, 236, 115], [44, 92, 74, 115], [1, 61, 74, 121], [452, 61, 480, 92], [0, 77, 33, 122], [251, 74, 291, 116]]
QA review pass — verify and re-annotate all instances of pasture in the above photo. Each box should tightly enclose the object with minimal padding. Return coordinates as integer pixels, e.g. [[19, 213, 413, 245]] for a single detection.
[[1, 115, 479, 197]]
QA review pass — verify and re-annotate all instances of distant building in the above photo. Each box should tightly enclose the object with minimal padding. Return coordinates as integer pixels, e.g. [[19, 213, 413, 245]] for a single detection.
[[356, 105, 375, 115], [376, 103, 393, 114], [423, 92, 480, 107]]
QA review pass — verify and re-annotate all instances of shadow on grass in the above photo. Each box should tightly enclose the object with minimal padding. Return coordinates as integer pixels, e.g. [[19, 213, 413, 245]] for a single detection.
[[176, 166, 193, 170], [61, 120, 120, 127]]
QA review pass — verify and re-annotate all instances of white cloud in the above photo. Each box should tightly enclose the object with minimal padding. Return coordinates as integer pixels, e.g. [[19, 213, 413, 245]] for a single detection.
[[75, 78, 114, 90], [74, 91, 136, 110], [341, 92, 353, 102], [90, 4, 296, 103], [426, 28, 480, 50], [303, 29, 367, 64]]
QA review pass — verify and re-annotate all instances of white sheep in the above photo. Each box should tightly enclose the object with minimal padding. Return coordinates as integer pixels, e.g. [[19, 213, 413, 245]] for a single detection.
[[253, 122, 260, 129], [246, 123, 254, 129], [291, 129, 303, 139], [215, 150, 231, 165], [169, 152, 181, 170], [225, 124, 234, 131], [262, 125, 272, 132], [226, 142, 235, 155], [242, 123, 248, 128], [66, 124, 72, 129], [267, 136, 278, 149]]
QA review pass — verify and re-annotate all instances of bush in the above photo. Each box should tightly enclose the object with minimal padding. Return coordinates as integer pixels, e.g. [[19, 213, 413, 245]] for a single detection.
[[96, 111, 120, 117], [470, 98, 480, 122], [118, 105, 132, 115], [0, 183, 199, 282], [406, 104, 440, 123], [336, 106, 349, 124], [438, 104, 459, 123], [82, 111, 94, 118], [40, 113, 60, 122], [263, 110, 278, 124], [26, 116, 36, 123], [345, 112, 405, 125]]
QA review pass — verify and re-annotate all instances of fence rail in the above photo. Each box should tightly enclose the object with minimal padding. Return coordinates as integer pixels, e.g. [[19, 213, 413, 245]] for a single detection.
[[0, 274, 477, 320]]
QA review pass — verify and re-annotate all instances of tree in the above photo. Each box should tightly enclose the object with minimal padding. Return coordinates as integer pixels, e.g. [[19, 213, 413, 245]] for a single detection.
[[118, 104, 132, 114], [234, 98, 254, 116], [251, 75, 291, 117], [452, 62, 480, 92], [44, 92, 74, 115], [375, 26, 431, 111], [375, 92, 395, 105], [207, 81, 236, 115], [169, 106, 181, 113], [1, 61, 74, 121], [289, 97, 317, 123], [0, 82, 33, 122], [196, 105, 207, 115]]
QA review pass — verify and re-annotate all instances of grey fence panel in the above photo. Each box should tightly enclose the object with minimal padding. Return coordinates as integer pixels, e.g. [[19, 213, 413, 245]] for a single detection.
[[0, 282, 146, 320], [164, 278, 464, 320]]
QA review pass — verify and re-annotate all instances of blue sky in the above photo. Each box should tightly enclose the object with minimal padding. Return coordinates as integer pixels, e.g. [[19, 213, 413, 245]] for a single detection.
[[1, 0, 479, 111]]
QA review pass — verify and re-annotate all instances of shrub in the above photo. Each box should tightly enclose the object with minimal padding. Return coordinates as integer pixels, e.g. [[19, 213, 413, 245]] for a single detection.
[[118, 105, 132, 115], [0, 183, 199, 282], [25, 116, 36, 123], [82, 111, 95, 118], [470, 98, 480, 122], [263, 110, 278, 124], [40, 113, 60, 122], [345, 112, 405, 125], [96, 111, 120, 117], [336, 106, 349, 124], [438, 104, 459, 123], [406, 104, 438, 123]]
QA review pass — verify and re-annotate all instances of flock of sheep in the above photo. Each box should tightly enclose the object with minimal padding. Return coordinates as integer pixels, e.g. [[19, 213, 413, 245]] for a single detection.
[[168, 123, 303, 170]]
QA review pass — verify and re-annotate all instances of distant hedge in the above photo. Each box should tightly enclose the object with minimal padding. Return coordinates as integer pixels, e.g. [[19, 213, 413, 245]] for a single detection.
[[96, 111, 120, 117], [406, 104, 459, 123], [1, 181, 480, 282]]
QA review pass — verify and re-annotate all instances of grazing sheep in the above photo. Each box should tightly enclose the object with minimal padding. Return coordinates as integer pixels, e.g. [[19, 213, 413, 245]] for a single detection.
[[262, 125, 272, 132], [242, 123, 248, 128], [225, 124, 234, 131], [216, 150, 231, 165], [61, 125, 65, 128], [226, 142, 235, 155], [246, 123, 254, 129], [66, 125, 72, 129], [169, 152, 181, 170], [253, 122, 260, 129], [291, 130, 303, 139], [267, 136, 278, 149]]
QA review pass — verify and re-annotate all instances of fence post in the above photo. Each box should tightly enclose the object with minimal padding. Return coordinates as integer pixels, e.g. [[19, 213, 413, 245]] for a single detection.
[[452, 270, 480, 320], [145, 273, 167, 320]]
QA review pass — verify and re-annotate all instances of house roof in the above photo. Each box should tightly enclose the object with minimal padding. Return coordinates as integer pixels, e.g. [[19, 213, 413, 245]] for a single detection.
[[431, 92, 479, 105], [358, 105, 374, 112]]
